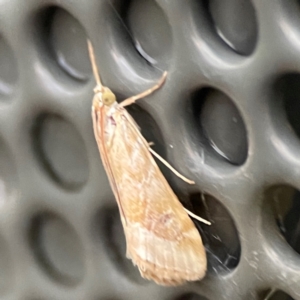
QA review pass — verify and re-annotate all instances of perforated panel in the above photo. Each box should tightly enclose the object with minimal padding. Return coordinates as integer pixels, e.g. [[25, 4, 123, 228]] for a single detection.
[[0, 0, 300, 299]]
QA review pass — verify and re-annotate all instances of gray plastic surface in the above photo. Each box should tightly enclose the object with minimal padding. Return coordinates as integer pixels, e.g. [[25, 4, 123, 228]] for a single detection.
[[0, 0, 300, 299]]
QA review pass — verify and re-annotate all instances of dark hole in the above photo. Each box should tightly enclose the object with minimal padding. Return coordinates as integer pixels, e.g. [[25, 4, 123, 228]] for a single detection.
[[31, 113, 89, 190], [267, 185, 300, 255], [108, 0, 171, 67], [33, 6, 89, 82], [125, 0, 172, 67], [261, 289, 295, 300], [34, 7, 58, 60], [29, 212, 84, 286], [274, 73, 300, 139], [202, 0, 258, 55], [191, 87, 248, 165], [175, 293, 209, 300], [190, 193, 241, 274]]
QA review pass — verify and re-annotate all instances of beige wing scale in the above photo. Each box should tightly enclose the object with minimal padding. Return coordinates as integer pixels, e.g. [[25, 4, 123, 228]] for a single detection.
[[93, 104, 206, 286]]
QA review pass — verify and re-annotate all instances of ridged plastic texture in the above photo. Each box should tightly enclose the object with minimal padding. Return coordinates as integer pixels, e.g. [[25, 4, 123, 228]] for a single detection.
[[0, 0, 300, 299]]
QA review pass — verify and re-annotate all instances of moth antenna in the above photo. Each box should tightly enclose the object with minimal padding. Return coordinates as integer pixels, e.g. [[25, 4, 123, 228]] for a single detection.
[[87, 39, 103, 89]]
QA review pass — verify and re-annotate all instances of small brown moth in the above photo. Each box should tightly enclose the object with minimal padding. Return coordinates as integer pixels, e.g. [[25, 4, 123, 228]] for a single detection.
[[88, 40, 209, 286]]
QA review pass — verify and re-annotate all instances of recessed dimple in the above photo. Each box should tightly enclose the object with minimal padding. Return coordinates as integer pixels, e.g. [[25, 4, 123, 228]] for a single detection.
[[50, 9, 91, 80], [264, 185, 300, 257], [0, 36, 18, 99], [0, 139, 17, 295], [205, 0, 258, 55], [31, 114, 89, 190], [191, 87, 248, 166], [0, 233, 14, 296], [0, 136, 18, 204], [175, 293, 209, 300], [126, 0, 172, 67], [272, 73, 300, 141], [107, 0, 172, 68], [269, 291, 294, 300], [262, 289, 295, 300], [190, 193, 241, 275], [33, 7, 90, 83], [28, 212, 85, 286]]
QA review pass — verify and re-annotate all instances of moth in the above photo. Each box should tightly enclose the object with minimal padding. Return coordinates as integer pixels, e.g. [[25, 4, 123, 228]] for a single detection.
[[88, 40, 209, 286]]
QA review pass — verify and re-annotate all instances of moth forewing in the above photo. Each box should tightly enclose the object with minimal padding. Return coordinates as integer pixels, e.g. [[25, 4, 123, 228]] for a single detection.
[[88, 40, 207, 286]]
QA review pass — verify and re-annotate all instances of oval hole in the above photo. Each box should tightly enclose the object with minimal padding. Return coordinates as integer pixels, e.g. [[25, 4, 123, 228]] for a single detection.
[[32, 113, 89, 190], [0, 36, 18, 98], [262, 289, 295, 300], [175, 293, 209, 300], [190, 193, 241, 274], [265, 185, 300, 255], [273, 73, 300, 140], [33, 7, 89, 83], [126, 0, 172, 67], [29, 212, 85, 286], [191, 87, 248, 165], [205, 0, 258, 55], [108, 0, 172, 67]]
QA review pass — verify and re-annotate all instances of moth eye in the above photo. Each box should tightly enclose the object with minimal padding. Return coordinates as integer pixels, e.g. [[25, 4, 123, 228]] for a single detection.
[[102, 92, 116, 105], [104, 98, 109, 103]]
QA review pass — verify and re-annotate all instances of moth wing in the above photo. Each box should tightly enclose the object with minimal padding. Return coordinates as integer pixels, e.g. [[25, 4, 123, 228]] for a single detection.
[[92, 103, 127, 224], [93, 105, 206, 285]]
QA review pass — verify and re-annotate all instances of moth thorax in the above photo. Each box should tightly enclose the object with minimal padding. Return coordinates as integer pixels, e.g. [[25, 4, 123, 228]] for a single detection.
[[102, 87, 116, 106]]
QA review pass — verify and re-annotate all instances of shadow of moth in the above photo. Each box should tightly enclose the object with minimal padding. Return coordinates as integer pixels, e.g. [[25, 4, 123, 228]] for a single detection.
[[88, 40, 208, 286]]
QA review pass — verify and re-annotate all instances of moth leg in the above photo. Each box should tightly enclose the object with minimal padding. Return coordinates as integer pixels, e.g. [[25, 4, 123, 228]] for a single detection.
[[148, 142, 154, 146], [184, 208, 211, 225], [148, 147, 195, 185], [120, 71, 167, 107]]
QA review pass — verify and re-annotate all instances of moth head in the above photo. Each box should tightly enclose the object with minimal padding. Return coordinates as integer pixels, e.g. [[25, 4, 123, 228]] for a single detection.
[[102, 87, 116, 106]]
